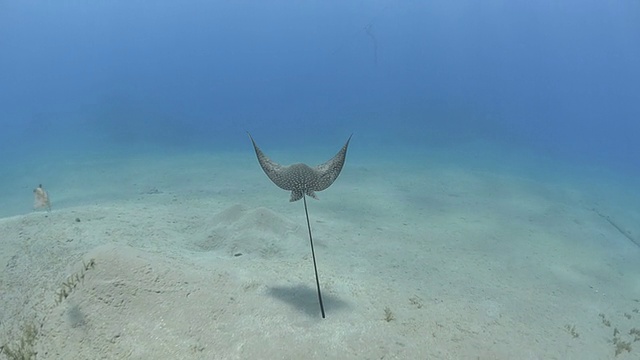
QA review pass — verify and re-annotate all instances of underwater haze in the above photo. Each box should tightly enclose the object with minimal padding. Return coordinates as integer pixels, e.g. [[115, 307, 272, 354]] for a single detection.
[[1, 0, 639, 171]]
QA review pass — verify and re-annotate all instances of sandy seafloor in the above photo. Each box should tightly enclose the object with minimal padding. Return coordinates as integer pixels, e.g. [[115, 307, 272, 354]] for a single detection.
[[1, 145, 639, 360]]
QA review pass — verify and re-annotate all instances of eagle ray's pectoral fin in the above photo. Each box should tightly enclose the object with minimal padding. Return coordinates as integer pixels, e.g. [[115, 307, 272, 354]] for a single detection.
[[248, 132, 293, 191], [313, 134, 352, 192]]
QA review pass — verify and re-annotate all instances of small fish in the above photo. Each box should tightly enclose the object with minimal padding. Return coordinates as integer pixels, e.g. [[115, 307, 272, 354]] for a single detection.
[[33, 184, 51, 211]]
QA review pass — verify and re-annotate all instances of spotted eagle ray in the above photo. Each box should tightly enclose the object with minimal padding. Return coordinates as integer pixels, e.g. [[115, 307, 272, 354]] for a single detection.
[[248, 132, 352, 318]]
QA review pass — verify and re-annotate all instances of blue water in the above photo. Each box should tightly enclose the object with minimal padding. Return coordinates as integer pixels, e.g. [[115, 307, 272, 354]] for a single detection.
[[1, 1, 639, 212]]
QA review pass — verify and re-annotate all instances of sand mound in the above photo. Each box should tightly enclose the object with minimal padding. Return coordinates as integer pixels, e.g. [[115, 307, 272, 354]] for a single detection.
[[31, 243, 230, 359], [189, 204, 305, 259]]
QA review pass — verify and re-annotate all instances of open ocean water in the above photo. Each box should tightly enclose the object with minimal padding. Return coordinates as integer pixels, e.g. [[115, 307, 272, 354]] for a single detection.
[[1, 1, 638, 213]]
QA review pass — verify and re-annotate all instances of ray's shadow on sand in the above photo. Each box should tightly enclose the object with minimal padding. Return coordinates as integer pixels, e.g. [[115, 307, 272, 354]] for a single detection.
[[267, 284, 349, 318]]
